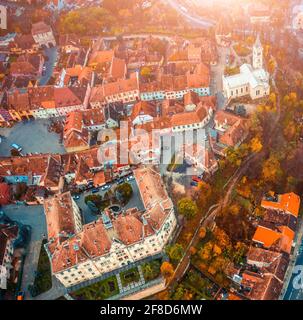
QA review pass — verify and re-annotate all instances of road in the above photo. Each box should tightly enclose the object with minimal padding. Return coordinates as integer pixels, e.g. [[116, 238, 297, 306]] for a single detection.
[[39, 47, 58, 86], [1, 205, 46, 299], [165, 0, 215, 29]]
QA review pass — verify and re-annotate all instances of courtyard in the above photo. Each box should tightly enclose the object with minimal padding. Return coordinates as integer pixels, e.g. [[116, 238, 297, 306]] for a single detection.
[[74, 178, 145, 224], [0, 119, 65, 157]]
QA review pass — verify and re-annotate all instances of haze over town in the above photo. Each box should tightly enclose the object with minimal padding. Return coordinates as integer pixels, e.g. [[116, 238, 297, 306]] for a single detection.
[[0, 0, 303, 303]]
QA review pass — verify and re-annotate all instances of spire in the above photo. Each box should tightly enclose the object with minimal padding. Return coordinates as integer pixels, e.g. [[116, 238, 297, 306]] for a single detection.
[[254, 34, 262, 49], [253, 34, 263, 70]]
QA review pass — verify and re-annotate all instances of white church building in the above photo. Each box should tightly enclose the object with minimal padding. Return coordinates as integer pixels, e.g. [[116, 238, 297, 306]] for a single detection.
[[223, 36, 270, 101]]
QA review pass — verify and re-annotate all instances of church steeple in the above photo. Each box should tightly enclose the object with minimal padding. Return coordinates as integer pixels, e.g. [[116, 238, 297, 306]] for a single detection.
[[253, 34, 263, 69]]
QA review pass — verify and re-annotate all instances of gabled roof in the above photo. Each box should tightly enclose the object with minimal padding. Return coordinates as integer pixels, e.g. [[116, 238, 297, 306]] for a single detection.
[[0, 224, 18, 265], [31, 22, 52, 35], [131, 101, 157, 122], [261, 193, 300, 218], [170, 104, 207, 127], [252, 225, 282, 248], [54, 87, 85, 108], [252, 224, 295, 254], [110, 57, 126, 80], [0, 183, 10, 205], [88, 50, 114, 66], [14, 34, 35, 50], [44, 191, 78, 242]]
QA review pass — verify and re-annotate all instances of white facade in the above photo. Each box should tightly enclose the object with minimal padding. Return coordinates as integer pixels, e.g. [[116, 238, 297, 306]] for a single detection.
[[46, 170, 177, 288], [32, 108, 59, 119], [105, 89, 140, 104], [0, 237, 14, 290], [0, 5, 7, 30], [55, 211, 176, 287], [32, 27, 56, 48], [223, 37, 269, 101], [293, 11, 303, 30], [253, 36, 263, 70], [31, 104, 85, 119], [293, 5, 303, 30], [172, 108, 213, 133]]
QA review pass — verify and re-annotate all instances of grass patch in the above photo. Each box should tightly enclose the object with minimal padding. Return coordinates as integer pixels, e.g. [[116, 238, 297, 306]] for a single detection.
[[120, 267, 140, 287], [71, 275, 119, 300], [141, 259, 161, 282], [31, 240, 52, 296]]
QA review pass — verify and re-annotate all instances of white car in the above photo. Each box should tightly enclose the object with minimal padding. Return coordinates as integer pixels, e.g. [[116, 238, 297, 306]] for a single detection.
[[126, 175, 135, 182], [101, 184, 111, 191]]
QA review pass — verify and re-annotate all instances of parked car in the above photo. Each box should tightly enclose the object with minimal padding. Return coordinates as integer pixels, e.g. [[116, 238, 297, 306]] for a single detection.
[[91, 188, 100, 193], [190, 181, 198, 187], [126, 175, 135, 182], [101, 184, 111, 191], [11, 143, 22, 152], [72, 195, 80, 200], [192, 176, 202, 183], [117, 178, 124, 185]]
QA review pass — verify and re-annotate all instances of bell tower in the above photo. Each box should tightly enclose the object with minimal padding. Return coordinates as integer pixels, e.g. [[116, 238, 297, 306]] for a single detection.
[[253, 35, 263, 69]]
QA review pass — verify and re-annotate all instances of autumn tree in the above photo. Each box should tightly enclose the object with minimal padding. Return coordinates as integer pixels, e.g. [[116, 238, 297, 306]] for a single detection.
[[177, 198, 198, 219], [140, 66, 152, 80], [160, 261, 174, 279], [166, 243, 184, 262], [196, 182, 212, 209], [198, 226, 207, 240], [262, 153, 283, 183], [189, 246, 197, 255], [268, 57, 276, 74], [115, 182, 133, 204], [269, 92, 277, 108], [250, 137, 263, 153], [283, 121, 298, 142]]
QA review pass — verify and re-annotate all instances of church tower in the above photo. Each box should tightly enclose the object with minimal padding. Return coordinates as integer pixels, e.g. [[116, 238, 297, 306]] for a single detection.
[[253, 35, 263, 69]]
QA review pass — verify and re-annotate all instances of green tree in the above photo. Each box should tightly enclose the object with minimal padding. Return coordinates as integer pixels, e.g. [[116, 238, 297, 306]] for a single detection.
[[166, 243, 184, 262], [115, 182, 133, 204], [177, 198, 198, 219], [172, 284, 185, 300], [85, 194, 102, 206]]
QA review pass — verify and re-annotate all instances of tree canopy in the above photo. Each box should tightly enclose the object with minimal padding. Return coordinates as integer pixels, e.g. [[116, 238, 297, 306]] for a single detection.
[[177, 198, 198, 219]]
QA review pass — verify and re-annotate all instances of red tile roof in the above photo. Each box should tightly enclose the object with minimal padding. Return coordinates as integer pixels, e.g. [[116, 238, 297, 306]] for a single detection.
[[170, 104, 207, 127], [0, 183, 10, 205], [261, 193, 300, 218], [31, 21, 52, 35], [44, 191, 78, 242]]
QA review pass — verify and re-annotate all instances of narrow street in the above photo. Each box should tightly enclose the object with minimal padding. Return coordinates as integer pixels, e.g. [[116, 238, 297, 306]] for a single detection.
[[1, 205, 47, 298], [164, 0, 215, 29], [39, 47, 58, 86]]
